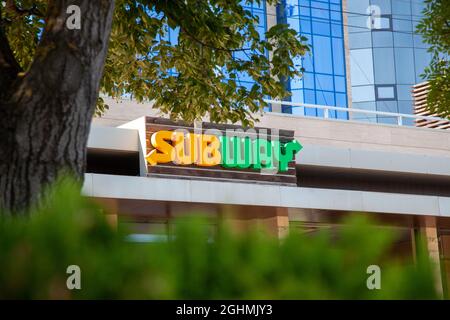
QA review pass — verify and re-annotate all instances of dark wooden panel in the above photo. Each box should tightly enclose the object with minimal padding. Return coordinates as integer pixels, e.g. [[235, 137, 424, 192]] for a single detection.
[[147, 167, 297, 185], [146, 161, 296, 175]]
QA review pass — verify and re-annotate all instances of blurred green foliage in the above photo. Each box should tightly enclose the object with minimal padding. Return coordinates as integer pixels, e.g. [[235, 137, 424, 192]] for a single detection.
[[416, 0, 450, 118], [0, 178, 439, 299]]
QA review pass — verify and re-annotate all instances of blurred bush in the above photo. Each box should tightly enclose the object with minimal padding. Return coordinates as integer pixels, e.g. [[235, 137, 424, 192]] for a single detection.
[[0, 177, 439, 299]]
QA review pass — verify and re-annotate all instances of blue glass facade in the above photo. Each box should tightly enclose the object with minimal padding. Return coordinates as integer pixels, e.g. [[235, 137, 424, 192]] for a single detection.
[[233, 1, 268, 91], [277, 0, 348, 118], [154, 2, 267, 95], [151, 0, 432, 124]]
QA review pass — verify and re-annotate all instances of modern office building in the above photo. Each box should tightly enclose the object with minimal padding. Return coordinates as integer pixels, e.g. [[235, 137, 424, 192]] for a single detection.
[[154, 0, 432, 122], [276, 0, 349, 118], [85, 0, 450, 296], [346, 0, 431, 124], [271, 0, 432, 124]]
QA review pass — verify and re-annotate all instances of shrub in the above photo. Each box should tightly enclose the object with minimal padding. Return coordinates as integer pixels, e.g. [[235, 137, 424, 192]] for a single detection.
[[0, 178, 439, 299]]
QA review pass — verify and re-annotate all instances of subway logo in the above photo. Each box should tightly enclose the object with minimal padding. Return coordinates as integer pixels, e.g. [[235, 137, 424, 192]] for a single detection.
[[146, 130, 302, 172]]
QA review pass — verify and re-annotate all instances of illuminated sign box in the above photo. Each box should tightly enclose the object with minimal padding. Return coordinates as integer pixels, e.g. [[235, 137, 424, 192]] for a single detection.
[[145, 117, 301, 186]]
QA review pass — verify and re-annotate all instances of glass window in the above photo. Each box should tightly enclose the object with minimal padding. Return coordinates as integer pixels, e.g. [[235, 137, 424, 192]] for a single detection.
[[331, 22, 343, 37], [347, 0, 370, 13], [316, 74, 334, 91], [352, 102, 377, 122], [330, 10, 342, 22], [330, 2, 342, 21], [394, 48, 415, 84], [311, 1, 329, 19], [313, 36, 333, 74], [312, 20, 331, 36], [350, 49, 375, 86], [373, 48, 395, 84], [372, 31, 393, 47], [376, 85, 396, 100], [303, 72, 315, 89], [349, 32, 372, 49], [348, 15, 369, 33], [398, 101, 414, 125], [352, 85, 375, 102], [414, 49, 432, 83], [398, 100, 413, 113], [336, 92, 347, 107], [393, 32, 413, 47], [376, 101, 398, 124], [414, 34, 429, 49], [290, 75, 304, 89], [397, 85, 413, 100], [300, 19, 312, 33], [371, 0, 392, 14], [412, 2, 426, 16], [376, 100, 398, 113], [290, 89, 304, 103], [332, 38, 345, 75], [380, 16, 392, 30], [316, 91, 335, 106], [291, 105, 306, 115], [304, 89, 316, 104], [393, 18, 412, 32], [302, 54, 314, 71], [299, 1, 311, 16], [286, 0, 299, 17], [287, 18, 300, 32], [334, 76, 346, 92], [392, 0, 411, 15], [353, 101, 377, 111]]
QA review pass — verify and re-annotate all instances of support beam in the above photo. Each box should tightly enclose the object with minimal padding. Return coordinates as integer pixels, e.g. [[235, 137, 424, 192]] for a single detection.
[[419, 216, 443, 297]]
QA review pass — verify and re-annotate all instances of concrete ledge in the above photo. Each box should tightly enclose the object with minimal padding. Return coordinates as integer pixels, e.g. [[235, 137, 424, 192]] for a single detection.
[[83, 173, 450, 217], [299, 144, 450, 176], [87, 126, 139, 152]]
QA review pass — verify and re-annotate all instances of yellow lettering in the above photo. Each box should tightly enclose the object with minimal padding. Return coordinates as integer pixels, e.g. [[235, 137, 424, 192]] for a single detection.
[[173, 132, 197, 165], [197, 134, 221, 166], [146, 130, 174, 165]]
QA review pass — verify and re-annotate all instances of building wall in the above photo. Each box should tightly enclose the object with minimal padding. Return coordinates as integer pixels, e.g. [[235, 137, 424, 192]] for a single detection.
[[346, 0, 432, 124]]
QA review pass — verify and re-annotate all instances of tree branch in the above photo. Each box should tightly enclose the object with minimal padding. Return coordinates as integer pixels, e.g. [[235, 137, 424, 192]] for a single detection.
[[0, 4, 22, 95], [161, 0, 252, 54], [178, 26, 253, 53], [5, 0, 45, 18]]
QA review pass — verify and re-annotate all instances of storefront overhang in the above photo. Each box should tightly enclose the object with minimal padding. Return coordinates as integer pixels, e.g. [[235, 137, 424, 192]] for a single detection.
[[83, 173, 450, 217]]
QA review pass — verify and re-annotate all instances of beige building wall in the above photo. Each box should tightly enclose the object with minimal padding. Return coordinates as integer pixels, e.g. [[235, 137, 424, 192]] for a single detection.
[[93, 98, 450, 158]]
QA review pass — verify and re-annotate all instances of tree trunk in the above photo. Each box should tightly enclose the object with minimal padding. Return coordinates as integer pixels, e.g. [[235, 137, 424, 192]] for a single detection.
[[0, 0, 115, 214]]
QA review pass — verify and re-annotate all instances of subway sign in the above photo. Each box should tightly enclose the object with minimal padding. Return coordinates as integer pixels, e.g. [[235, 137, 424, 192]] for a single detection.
[[145, 117, 301, 185], [146, 130, 302, 172]]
